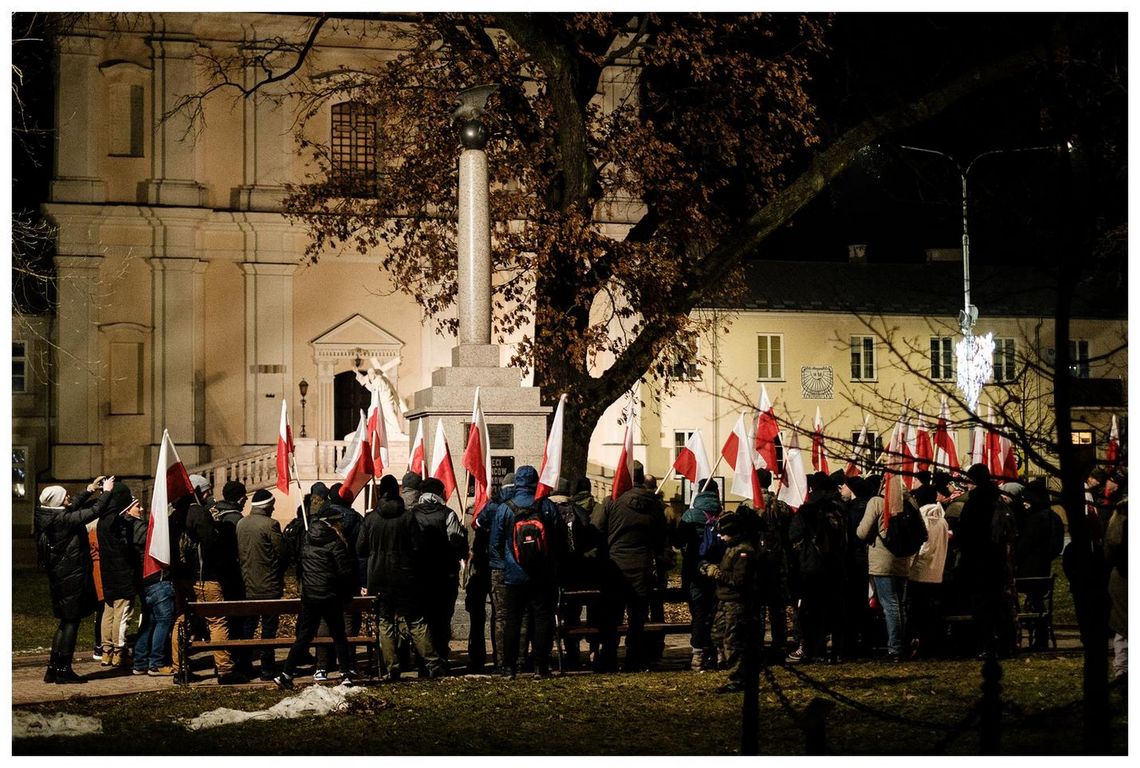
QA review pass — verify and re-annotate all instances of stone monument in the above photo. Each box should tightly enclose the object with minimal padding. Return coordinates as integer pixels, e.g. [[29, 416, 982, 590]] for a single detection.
[[405, 84, 550, 514]]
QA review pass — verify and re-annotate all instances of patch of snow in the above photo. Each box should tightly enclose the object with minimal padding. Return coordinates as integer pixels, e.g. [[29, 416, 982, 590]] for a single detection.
[[13, 712, 103, 739], [182, 682, 367, 731]]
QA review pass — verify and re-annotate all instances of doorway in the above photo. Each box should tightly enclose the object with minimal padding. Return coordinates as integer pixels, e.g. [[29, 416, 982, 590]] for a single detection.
[[334, 370, 370, 439]]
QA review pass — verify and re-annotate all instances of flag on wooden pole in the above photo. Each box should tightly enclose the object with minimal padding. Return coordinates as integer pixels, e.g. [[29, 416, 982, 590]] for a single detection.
[[408, 419, 426, 476], [933, 396, 960, 471], [430, 418, 458, 502], [276, 400, 294, 494], [536, 393, 567, 501], [611, 423, 634, 500], [672, 429, 712, 485], [143, 430, 193, 579], [366, 387, 390, 478], [461, 387, 492, 514], [337, 410, 374, 500], [722, 413, 763, 507], [754, 384, 782, 475]]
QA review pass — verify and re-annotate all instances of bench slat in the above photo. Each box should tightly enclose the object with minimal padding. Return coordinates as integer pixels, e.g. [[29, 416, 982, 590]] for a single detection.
[[185, 597, 374, 618], [190, 636, 376, 651]]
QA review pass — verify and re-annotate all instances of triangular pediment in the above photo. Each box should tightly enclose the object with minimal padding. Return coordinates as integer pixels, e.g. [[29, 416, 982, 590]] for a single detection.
[[310, 314, 404, 358]]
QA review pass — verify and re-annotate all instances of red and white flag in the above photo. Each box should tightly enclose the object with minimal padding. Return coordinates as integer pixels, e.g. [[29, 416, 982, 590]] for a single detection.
[[915, 413, 934, 474], [778, 425, 808, 510], [276, 400, 294, 495], [722, 413, 763, 508], [846, 415, 869, 477], [337, 410, 374, 500], [811, 406, 829, 474], [754, 384, 782, 475], [881, 424, 905, 530], [408, 420, 426, 476], [143, 429, 193, 579], [430, 418, 458, 502], [536, 393, 568, 500], [366, 387, 390, 478], [900, 410, 917, 490], [611, 423, 634, 500], [672, 429, 712, 486], [461, 387, 492, 513], [933, 396, 960, 471], [1106, 414, 1120, 471], [984, 406, 1004, 477]]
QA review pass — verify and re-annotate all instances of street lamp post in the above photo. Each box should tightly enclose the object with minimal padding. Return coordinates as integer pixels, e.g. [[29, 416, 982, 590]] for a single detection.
[[298, 379, 309, 438], [899, 144, 1054, 412]]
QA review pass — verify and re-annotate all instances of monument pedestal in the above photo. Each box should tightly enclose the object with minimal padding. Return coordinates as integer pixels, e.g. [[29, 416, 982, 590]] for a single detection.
[[407, 344, 550, 513]]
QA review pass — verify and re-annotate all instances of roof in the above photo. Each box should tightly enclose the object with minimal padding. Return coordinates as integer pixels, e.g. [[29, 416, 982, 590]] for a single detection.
[[704, 261, 1127, 320]]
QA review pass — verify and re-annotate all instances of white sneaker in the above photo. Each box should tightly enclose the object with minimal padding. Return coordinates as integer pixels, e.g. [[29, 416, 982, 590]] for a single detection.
[[312, 669, 328, 682]]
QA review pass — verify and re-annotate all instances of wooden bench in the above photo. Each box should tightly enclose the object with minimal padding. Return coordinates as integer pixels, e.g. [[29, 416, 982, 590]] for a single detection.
[[555, 586, 691, 670], [178, 596, 379, 685]]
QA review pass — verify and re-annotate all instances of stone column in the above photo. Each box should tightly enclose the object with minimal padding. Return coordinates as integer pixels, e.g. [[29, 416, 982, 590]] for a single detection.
[[233, 51, 289, 211], [145, 38, 207, 207], [457, 148, 492, 346], [52, 255, 105, 477], [150, 257, 208, 466], [51, 35, 106, 203], [241, 262, 296, 446]]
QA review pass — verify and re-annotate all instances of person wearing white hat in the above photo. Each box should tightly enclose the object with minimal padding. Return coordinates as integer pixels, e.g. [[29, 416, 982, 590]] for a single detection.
[[34, 476, 116, 683]]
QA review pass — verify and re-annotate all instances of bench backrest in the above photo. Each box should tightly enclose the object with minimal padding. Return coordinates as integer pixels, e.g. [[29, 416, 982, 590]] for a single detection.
[[185, 596, 374, 618]]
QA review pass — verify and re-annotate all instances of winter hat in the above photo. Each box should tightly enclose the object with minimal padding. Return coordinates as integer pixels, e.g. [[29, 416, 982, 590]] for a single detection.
[[39, 485, 67, 508], [110, 481, 133, 512], [250, 489, 274, 508], [845, 476, 866, 499], [401, 471, 422, 491], [632, 460, 645, 486], [189, 474, 211, 495], [757, 468, 773, 488], [830, 470, 848, 489], [915, 470, 933, 486], [501, 472, 516, 489], [223, 480, 248, 503], [575, 477, 593, 494], [555, 477, 572, 495], [1023, 478, 1050, 507], [809, 471, 835, 493], [965, 463, 992, 487], [699, 478, 720, 496], [379, 474, 400, 499], [716, 510, 743, 537], [420, 477, 446, 497], [999, 482, 1025, 500], [310, 481, 330, 500]]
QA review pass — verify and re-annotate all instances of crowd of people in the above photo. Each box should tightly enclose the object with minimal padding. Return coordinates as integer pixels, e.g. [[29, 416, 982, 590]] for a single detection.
[[32, 455, 1127, 691]]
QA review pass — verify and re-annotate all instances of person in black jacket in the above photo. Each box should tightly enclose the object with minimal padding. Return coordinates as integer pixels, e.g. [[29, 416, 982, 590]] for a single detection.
[[274, 505, 360, 689], [313, 482, 364, 681], [358, 482, 444, 680], [35, 477, 115, 683], [838, 475, 872, 659], [95, 481, 141, 670], [412, 477, 468, 664]]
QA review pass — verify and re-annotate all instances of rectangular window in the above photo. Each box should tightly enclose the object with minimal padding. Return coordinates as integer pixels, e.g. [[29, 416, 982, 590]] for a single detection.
[[12, 341, 27, 393], [670, 355, 701, 382], [12, 446, 27, 499], [1072, 430, 1094, 446], [850, 336, 875, 381], [993, 338, 1017, 382], [930, 337, 954, 381], [1069, 339, 1090, 378], [331, 102, 377, 180], [757, 334, 784, 380], [109, 83, 145, 157]]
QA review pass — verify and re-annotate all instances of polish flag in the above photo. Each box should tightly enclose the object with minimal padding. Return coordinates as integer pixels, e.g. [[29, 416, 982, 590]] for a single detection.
[[1106, 415, 1120, 471], [933, 396, 960, 471], [408, 420, 426, 476], [430, 418, 458, 502], [998, 432, 1017, 481], [753, 384, 782, 475], [672, 429, 712, 486], [366, 387, 389, 478], [777, 425, 808, 510], [611, 423, 634, 500], [536, 394, 568, 500], [722, 413, 763, 508], [881, 424, 905, 530], [143, 429, 194, 579], [276, 400, 294, 495], [900, 411, 917, 490], [846, 415, 870, 477], [985, 406, 1004, 478], [915, 413, 934, 474], [968, 420, 987, 468], [811, 406, 829, 474], [461, 387, 492, 514], [337, 410, 374, 500]]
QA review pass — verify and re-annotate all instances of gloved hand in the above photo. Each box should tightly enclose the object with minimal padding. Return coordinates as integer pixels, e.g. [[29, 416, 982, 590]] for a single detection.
[[705, 564, 721, 580]]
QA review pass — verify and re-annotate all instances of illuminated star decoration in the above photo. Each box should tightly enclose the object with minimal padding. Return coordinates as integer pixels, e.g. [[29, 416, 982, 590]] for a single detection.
[[956, 332, 995, 412]]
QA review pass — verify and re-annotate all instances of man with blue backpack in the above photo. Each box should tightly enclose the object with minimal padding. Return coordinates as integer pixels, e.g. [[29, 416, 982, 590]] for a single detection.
[[679, 479, 724, 672], [479, 465, 561, 679]]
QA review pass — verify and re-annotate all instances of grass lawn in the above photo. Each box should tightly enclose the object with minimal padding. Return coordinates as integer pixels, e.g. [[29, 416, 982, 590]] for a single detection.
[[12, 655, 1126, 755]]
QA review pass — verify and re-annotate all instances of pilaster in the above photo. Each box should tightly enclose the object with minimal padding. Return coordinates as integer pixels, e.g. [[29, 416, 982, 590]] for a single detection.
[[241, 262, 297, 444], [51, 35, 107, 203], [144, 37, 207, 207]]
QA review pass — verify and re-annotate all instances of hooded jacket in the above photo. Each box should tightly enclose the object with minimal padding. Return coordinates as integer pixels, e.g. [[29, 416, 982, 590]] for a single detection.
[[482, 465, 560, 586], [358, 495, 421, 613], [679, 488, 721, 585], [592, 485, 667, 596], [908, 503, 951, 583], [856, 496, 914, 578], [299, 516, 357, 602], [184, 498, 242, 587], [35, 490, 113, 620], [412, 492, 468, 586], [236, 504, 286, 598]]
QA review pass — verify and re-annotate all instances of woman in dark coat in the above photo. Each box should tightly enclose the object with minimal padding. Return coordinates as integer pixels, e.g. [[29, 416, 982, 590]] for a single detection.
[[34, 477, 115, 683]]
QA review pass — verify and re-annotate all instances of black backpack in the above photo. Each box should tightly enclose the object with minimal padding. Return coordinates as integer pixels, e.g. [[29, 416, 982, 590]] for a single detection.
[[818, 503, 848, 560], [507, 499, 550, 575], [880, 494, 928, 558]]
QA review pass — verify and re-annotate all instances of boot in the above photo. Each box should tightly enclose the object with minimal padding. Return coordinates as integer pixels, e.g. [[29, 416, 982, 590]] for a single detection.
[[43, 651, 58, 684], [54, 653, 87, 685], [689, 647, 703, 672]]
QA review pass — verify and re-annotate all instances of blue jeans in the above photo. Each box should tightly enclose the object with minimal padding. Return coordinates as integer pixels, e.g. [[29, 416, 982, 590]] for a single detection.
[[873, 575, 908, 656], [133, 580, 176, 671]]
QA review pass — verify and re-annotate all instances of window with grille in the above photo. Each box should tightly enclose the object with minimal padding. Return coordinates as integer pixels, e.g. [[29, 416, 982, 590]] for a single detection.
[[1069, 339, 1090, 378], [930, 337, 954, 381], [850, 336, 875, 381], [993, 338, 1017, 382], [331, 102, 377, 181], [13, 341, 27, 393], [757, 334, 784, 381]]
